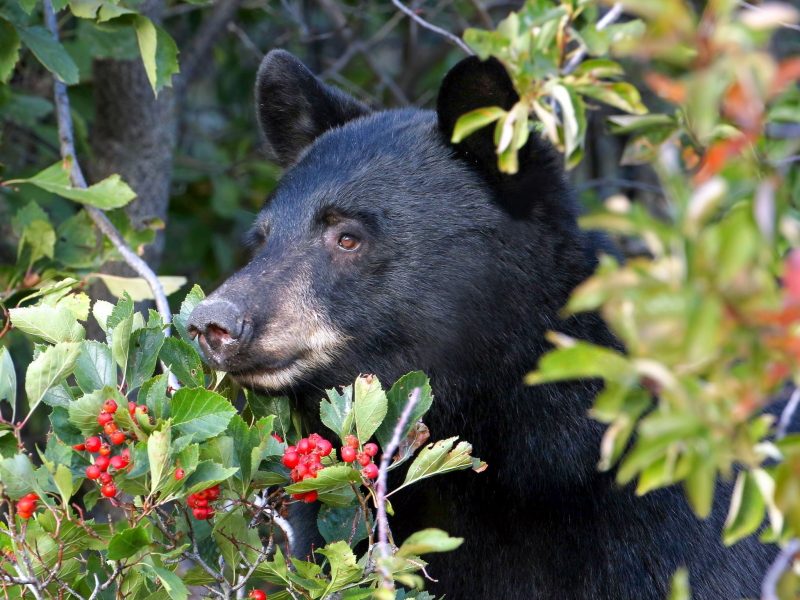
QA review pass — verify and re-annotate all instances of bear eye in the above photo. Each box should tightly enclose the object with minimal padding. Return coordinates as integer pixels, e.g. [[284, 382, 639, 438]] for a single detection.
[[338, 234, 361, 251]]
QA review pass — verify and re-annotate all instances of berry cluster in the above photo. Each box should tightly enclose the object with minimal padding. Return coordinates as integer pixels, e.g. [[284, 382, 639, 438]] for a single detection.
[[282, 433, 333, 503], [187, 485, 220, 520], [15, 493, 40, 520], [340, 435, 379, 479], [79, 436, 131, 498]]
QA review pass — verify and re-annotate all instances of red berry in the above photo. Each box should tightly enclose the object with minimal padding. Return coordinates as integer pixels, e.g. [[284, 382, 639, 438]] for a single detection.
[[357, 453, 371, 466], [17, 498, 35, 513], [363, 464, 379, 479], [282, 451, 300, 469], [290, 469, 301, 482], [296, 463, 310, 477], [110, 431, 126, 445], [304, 491, 318, 502], [110, 456, 125, 470], [128, 401, 137, 415], [309, 463, 323, 475], [122, 448, 130, 462], [307, 453, 321, 464], [99, 473, 112, 485], [272, 434, 283, 443], [205, 508, 215, 519], [206, 485, 220, 500], [341, 447, 357, 463], [345, 435, 359, 449], [317, 439, 332, 457], [137, 405, 148, 415], [17, 511, 33, 520], [364, 443, 378, 457], [193, 507, 208, 520], [249, 591, 266, 600], [99, 444, 111, 457], [291, 493, 304, 500], [195, 498, 208, 507], [286, 446, 297, 454], [73, 443, 86, 451], [95, 456, 110, 472], [175, 468, 185, 481], [187, 496, 198, 508], [86, 465, 101, 479], [98, 412, 113, 426], [101, 483, 116, 498], [195, 490, 208, 500], [302, 473, 315, 481], [85, 437, 101, 453], [297, 438, 310, 455], [308, 433, 322, 445], [104, 422, 118, 435], [24, 493, 39, 501], [103, 399, 118, 414]]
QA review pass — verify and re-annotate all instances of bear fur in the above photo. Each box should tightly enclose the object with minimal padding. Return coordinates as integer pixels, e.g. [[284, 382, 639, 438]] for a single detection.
[[187, 50, 777, 599]]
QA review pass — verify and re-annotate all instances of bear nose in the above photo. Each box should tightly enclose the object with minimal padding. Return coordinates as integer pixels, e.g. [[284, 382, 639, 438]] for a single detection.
[[186, 300, 249, 359]]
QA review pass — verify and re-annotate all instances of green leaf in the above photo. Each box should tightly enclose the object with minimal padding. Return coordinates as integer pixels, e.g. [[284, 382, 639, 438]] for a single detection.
[[0, 20, 20, 83], [321, 385, 354, 442], [111, 313, 134, 372], [96, 275, 187, 302], [108, 526, 152, 560], [20, 219, 56, 264], [213, 513, 261, 574], [51, 406, 84, 445], [0, 346, 16, 410], [16, 27, 79, 85], [316, 542, 361, 596], [572, 59, 624, 79], [13, 159, 136, 208], [723, 470, 766, 546], [149, 566, 188, 600], [149, 424, 172, 493], [173, 284, 205, 355], [668, 568, 691, 600], [285, 465, 362, 494], [685, 455, 716, 518], [397, 529, 463, 557], [53, 464, 75, 503], [375, 372, 433, 450], [354, 376, 387, 445], [160, 338, 204, 388], [134, 16, 180, 95], [141, 373, 170, 420], [172, 388, 236, 442], [398, 438, 483, 492], [125, 326, 165, 392], [317, 505, 369, 546], [451, 106, 506, 143], [74, 340, 115, 394], [246, 391, 292, 439], [9, 305, 85, 344], [619, 128, 674, 165], [42, 381, 73, 408], [607, 113, 675, 134], [182, 461, 238, 496], [574, 82, 647, 115], [0, 454, 36, 499], [228, 414, 253, 487], [67, 386, 107, 436], [26, 342, 82, 408], [525, 341, 632, 385]]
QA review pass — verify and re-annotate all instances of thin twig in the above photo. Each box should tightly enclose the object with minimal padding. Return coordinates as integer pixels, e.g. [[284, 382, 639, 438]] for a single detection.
[[375, 387, 422, 593], [389, 0, 474, 55], [762, 537, 800, 600], [738, 0, 800, 32], [562, 3, 623, 75], [777, 387, 800, 441], [43, 0, 180, 390]]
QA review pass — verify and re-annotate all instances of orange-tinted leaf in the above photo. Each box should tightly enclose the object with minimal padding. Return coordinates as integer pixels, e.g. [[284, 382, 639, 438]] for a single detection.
[[770, 57, 800, 99], [644, 72, 686, 104]]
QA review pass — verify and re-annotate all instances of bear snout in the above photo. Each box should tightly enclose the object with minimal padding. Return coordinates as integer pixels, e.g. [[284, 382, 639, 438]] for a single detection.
[[186, 299, 251, 367]]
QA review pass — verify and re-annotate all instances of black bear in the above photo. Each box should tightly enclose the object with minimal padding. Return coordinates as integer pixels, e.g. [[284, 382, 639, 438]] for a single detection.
[[187, 50, 776, 599]]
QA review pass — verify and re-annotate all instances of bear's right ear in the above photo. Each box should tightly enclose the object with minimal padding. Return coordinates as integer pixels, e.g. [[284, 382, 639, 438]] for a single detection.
[[255, 50, 371, 169], [436, 56, 520, 176]]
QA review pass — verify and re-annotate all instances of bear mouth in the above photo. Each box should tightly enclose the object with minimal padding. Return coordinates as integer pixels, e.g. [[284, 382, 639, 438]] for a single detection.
[[228, 352, 309, 392]]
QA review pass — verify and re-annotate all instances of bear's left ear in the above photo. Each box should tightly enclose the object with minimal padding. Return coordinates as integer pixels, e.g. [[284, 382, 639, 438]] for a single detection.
[[255, 50, 371, 169], [436, 56, 519, 176]]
